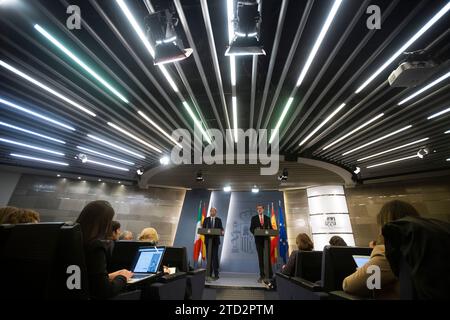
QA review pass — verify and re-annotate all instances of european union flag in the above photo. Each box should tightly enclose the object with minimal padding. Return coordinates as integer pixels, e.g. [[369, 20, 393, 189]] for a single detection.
[[278, 200, 288, 264]]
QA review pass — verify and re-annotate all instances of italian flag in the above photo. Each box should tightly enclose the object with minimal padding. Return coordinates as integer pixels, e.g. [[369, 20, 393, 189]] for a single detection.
[[193, 201, 207, 263], [270, 202, 279, 264]]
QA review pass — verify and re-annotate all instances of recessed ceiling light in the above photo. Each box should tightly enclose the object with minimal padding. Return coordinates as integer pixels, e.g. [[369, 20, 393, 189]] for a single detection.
[[427, 106, 450, 120], [398, 71, 450, 106], [445, 130, 450, 134], [0, 138, 64, 156], [251, 186, 259, 193], [57, 174, 61, 177], [355, 2, 450, 94], [34, 24, 129, 103], [342, 125, 412, 156], [98, 178, 102, 182], [323, 113, 385, 150], [76, 146, 134, 165], [11, 153, 69, 166], [223, 185, 231, 192], [0, 60, 96, 117], [0, 121, 66, 144], [107, 122, 162, 153], [366, 155, 419, 168], [299, 103, 346, 147], [357, 138, 429, 162], [78, 177, 81, 179], [0, 98, 75, 131], [159, 156, 170, 165], [87, 134, 145, 159]]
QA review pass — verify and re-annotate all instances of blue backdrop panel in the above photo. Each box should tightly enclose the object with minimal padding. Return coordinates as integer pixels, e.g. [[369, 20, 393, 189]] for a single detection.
[[219, 191, 284, 273], [173, 189, 211, 266]]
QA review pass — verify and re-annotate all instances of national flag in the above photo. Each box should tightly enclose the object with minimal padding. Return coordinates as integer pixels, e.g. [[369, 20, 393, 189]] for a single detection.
[[193, 201, 203, 262], [270, 202, 279, 264], [200, 201, 207, 260], [278, 200, 288, 264]]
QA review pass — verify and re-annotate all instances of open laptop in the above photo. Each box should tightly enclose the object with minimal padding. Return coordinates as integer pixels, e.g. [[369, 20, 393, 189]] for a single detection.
[[352, 255, 370, 268], [127, 246, 165, 284]]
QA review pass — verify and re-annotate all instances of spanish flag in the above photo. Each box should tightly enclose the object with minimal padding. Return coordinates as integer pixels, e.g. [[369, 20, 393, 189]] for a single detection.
[[270, 202, 279, 265]]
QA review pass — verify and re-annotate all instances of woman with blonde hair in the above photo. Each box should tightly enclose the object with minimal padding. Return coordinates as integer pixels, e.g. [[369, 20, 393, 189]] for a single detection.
[[138, 227, 159, 245], [0, 206, 20, 224]]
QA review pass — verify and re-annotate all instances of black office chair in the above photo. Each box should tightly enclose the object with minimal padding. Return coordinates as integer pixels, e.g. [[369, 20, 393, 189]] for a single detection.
[[294, 251, 322, 281]]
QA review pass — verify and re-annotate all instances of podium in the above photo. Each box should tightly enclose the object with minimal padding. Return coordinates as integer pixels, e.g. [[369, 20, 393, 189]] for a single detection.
[[254, 229, 279, 280], [197, 228, 223, 279]]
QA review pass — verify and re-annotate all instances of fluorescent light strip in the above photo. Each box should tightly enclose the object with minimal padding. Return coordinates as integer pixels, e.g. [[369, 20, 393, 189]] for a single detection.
[[296, 0, 343, 87], [427, 106, 450, 120], [232, 96, 238, 143], [0, 121, 65, 144], [227, 0, 234, 43], [87, 134, 145, 159], [34, 24, 129, 103], [357, 138, 429, 162], [76, 146, 134, 165], [0, 60, 96, 117], [11, 153, 68, 166], [269, 97, 294, 144], [107, 122, 162, 153], [84, 159, 129, 172], [398, 72, 450, 105], [115, 0, 179, 92], [323, 113, 385, 150], [0, 137, 64, 156], [299, 103, 346, 147], [0, 97, 75, 131], [342, 125, 412, 156], [356, 2, 450, 94], [230, 57, 236, 86], [137, 110, 182, 148], [182, 101, 211, 144], [366, 155, 418, 168], [445, 130, 450, 134]]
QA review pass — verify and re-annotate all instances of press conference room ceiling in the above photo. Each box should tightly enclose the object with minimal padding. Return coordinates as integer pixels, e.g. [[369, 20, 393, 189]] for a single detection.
[[0, 0, 449, 185]]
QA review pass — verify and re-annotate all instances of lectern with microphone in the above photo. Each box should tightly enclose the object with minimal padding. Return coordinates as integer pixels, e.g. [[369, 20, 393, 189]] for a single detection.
[[254, 228, 279, 280], [197, 228, 223, 280]]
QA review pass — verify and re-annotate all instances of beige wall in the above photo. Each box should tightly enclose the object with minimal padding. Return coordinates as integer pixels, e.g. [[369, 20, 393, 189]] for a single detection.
[[283, 189, 311, 255], [346, 177, 450, 246]]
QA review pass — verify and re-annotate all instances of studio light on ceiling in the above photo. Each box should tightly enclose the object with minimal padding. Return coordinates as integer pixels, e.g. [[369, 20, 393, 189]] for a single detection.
[[107, 122, 162, 153], [278, 168, 288, 181], [0, 60, 96, 117], [366, 155, 419, 169], [397, 71, 450, 106], [0, 137, 64, 156], [225, 0, 265, 56], [357, 138, 429, 162], [0, 97, 75, 131], [299, 103, 346, 147], [145, 9, 192, 65], [427, 106, 450, 120], [355, 2, 450, 94], [136, 169, 144, 176], [76, 146, 135, 165], [159, 156, 170, 165], [342, 125, 412, 156], [0, 121, 65, 144], [10, 153, 69, 166], [323, 113, 385, 150], [417, 148, 429, 159], [296, 0, 343, 87], [196, 171, 204, 182], [34, 24, 129, 103], [353, 167, 361, 175], [87, 134, 145, 159]]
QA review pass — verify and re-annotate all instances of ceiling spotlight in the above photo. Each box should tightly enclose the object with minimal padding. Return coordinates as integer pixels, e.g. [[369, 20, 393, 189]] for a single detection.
[[278, 168, 288, 181], [146, 9, 193, 65], [78, 153, 88, 163], [223, 185, 232, 192], [78, 177, 81, 180], [136, 169, 144, 176], [118, 181, 121, 184], [251, 186, 259, 193], [160, 156, 170, 165], [353, 166, 361, 175], [57, 174, 61, 177], [225, 0, 265, 56], [417, 148, 429, 159], [98, 179, 102, 182], [196, 171, 204, 182]]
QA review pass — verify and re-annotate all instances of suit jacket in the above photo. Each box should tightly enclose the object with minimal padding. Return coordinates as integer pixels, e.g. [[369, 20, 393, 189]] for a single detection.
[[250, 214, 273, 244], [202, 216, 224, 245]]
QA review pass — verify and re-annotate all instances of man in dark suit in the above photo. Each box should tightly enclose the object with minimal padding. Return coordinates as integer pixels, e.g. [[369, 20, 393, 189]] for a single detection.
[[202, 207, 224, 280], [250, 204, 273, 282]]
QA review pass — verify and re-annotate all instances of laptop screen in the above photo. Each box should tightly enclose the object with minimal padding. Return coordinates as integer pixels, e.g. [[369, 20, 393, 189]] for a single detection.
[[352, 255, 370, 268], [132, 247, 165, 273]]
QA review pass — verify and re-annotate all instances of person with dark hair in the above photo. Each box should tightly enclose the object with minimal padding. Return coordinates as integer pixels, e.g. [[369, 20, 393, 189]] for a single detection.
[[110, 221, 121, 241], [343, 200, 420, 299], [250, 204, 273, 282], [281, 233, 314, 276], [329, 235, 348, 247], [76, 200, 133, 299]]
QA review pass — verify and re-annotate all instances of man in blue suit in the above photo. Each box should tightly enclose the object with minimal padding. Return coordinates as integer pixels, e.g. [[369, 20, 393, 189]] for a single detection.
[[202, 207, 224, 280]]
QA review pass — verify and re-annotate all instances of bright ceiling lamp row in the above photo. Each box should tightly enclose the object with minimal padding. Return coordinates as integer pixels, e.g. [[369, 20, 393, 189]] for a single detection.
[[227, 0, 238, 142], [270, 1, 450, 147], [115, 0, 211, 144]]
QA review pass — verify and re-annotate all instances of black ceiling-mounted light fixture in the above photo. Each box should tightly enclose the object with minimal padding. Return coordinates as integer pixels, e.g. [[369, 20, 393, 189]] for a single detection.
[[225, 0, 265, 56], [278, 168, 288, 181], [196, 171, 204, 182], [146, 9, 193, 65]]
